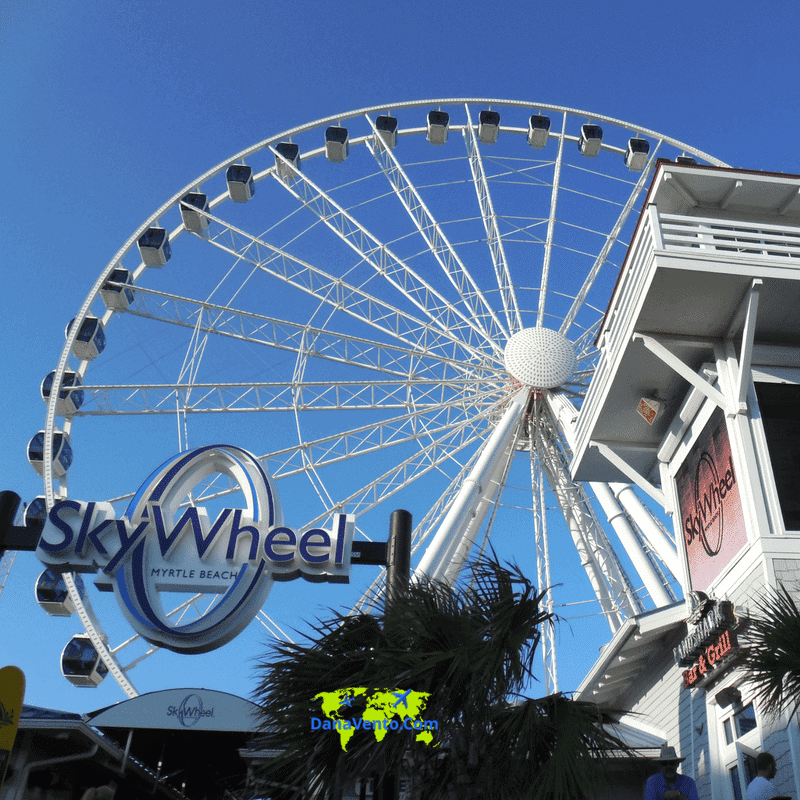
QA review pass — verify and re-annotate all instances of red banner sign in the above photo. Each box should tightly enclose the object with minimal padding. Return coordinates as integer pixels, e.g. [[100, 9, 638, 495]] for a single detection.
[[675, 409, 748, 591]]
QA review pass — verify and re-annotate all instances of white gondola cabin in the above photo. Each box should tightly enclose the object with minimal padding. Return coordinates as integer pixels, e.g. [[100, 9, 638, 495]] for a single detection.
[[137, 226, 171, 267], [478, 110, 500, 145], [24, 495, 47, 535], [100, 268, 135, 310], [27, 430, 73, 477], [61, 635, 108, 687], [66, 316, 106, 361], [325, 126, 349, 162], [226, 164, 255, 203], [41, 370, 84, 416], [36, 568, 85, 616], [527, 115, 551, 149], [375, 115, 398, 149], [180, 191, 210, 233], [676, 155, 697, 165], [274, 143, 301, 181], [578, 124, 603, 157], [624, 138, 650, 172], [427, 110, 450, 145]]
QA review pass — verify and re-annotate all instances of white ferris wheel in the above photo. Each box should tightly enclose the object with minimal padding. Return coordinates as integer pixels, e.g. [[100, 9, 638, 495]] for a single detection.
[[30, 99, 727, 699]]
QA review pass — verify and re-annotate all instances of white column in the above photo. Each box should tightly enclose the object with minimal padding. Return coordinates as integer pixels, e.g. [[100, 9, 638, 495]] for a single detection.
[[414, 388, 529, 582]]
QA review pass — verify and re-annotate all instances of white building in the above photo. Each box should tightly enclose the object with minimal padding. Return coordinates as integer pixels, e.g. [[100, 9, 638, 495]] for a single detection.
[[571, 160, 800, 799]]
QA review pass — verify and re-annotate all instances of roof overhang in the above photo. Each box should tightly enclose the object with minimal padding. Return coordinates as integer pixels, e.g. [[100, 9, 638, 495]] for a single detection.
[[574, 602, 686, 709], [572, 162, 800, 486]]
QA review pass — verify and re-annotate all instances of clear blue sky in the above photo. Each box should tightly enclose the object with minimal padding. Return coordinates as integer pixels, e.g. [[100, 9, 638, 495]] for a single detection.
[[1, 0, 798, 715]]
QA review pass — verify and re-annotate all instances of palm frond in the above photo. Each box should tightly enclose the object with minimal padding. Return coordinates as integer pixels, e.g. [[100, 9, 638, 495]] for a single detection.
[[740, 583, 800, 717], [249, 552, 626, 800]]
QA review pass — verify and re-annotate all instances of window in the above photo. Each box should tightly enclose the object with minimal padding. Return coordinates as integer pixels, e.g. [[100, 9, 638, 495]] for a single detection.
[[717, 689, 762, 800], [755, 382, 800, 530]]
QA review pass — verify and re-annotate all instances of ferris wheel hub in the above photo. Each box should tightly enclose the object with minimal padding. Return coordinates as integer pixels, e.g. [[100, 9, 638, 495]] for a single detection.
[[503, 327, 576, 388]]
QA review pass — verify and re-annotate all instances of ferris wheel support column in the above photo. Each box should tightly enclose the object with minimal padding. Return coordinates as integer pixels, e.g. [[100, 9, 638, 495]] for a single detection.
[[610, 483, 679, 578], [590, 482, 672, 607], [414, 388, 530, 583]]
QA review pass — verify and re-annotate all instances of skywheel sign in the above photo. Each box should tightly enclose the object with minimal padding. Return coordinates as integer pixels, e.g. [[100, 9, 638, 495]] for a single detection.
[[35, 445, 355, 653]]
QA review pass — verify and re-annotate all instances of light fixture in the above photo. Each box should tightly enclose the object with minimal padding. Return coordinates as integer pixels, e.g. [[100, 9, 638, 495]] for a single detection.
[[715, 686, 741, 708], [637, 396, 664, 425]]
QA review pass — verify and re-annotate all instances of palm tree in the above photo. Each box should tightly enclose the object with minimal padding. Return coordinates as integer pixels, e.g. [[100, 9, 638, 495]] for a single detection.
[[740, 583, 800, 718], [250, 555, 626, 800]]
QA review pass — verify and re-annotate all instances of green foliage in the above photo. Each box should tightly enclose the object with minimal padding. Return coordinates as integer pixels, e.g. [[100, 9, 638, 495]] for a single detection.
[[740, 584, 800, 718], [250, 554, 626, 800]]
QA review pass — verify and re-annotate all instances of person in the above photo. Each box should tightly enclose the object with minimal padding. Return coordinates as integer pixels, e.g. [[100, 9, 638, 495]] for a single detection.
[[746, 752, 778, 800], [644, 745, 700, 800]]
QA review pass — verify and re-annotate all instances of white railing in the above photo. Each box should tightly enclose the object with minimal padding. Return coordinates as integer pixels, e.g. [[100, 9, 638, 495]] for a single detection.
[[575, 208, 658, 443], [660, 213, 800, 259]]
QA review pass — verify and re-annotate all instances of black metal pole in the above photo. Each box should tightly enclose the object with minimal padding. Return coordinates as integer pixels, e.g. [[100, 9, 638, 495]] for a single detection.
[[385, 509, 411, 606], [381, 509, 411, 800]]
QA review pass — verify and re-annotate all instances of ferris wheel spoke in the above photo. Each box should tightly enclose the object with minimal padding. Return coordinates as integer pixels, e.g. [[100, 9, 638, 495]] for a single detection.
[[272, 389, 499, 477], [538, 112, 568, 327], [462, 106, 522, 334], [365, 114, 508, 346], [270, 147, 495, 356], [559, 139, 664, 337], [76, 377, 490, 415], [112, 281, 496, 381], [194, 207, 494, 365], [300, 406, 502, 529], [108, 394, 502, 514]]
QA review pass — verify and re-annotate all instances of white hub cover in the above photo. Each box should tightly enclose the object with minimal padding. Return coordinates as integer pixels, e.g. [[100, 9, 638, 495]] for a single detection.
[[503, 327, 576, 388]]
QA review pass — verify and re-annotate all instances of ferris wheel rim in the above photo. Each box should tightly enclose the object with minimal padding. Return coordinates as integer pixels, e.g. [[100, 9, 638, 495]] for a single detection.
[[37, 98, 709, 698]]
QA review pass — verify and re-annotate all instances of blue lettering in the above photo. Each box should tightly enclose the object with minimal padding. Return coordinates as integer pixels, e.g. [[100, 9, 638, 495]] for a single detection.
[[299, 528, 331, 563], [311, 717, 321, 730], [74, 502, 111, 558], [226, 509, 259, 562], [152, 504, 178, 558], [334, 514, 346, 564], [264, 527, 296, 562], [39, 500, 80, 553], [390, 720, 399, 730], [103, 519, 149, 575]]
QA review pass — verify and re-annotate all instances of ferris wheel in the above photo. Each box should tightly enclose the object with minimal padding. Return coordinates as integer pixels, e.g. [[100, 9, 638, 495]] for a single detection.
[[31, 99, 727, 699]]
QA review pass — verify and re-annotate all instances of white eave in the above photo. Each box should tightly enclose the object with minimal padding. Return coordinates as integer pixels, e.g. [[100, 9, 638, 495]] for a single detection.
[[574, 601, 686, 708]]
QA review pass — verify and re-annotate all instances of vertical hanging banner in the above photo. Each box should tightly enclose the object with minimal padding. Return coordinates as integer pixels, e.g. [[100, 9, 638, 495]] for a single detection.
[[675, 409, 748, 591], [0, 666, 25, 789]]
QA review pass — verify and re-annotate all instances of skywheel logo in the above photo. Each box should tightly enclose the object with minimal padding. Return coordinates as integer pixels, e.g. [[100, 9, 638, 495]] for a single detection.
[[36, 445, 355, 653]]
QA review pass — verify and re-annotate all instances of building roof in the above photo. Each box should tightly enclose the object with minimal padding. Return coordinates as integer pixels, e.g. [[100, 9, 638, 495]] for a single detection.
[[574, 602, 686, 709], [571, 162, 800, 486], [19, 689, 264, 798]]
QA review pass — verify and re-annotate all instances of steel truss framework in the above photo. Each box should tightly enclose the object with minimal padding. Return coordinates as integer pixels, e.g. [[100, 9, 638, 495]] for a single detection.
[[36, 100, 724, 698]]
